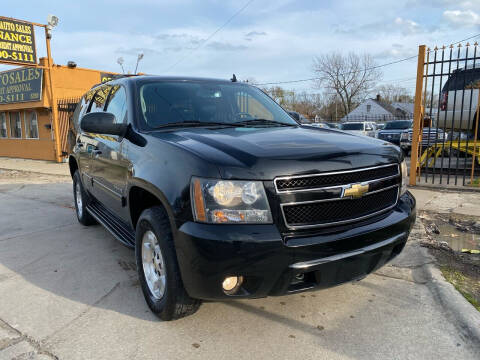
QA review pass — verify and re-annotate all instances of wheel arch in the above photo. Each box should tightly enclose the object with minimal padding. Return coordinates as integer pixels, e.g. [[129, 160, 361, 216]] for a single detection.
[[127, 179, 176, 231], [68, 155, 79, 178]]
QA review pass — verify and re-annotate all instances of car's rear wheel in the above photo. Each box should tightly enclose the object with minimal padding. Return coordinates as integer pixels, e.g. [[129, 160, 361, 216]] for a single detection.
[[73, 170, 96, 226], [135, 206, 200, 320]]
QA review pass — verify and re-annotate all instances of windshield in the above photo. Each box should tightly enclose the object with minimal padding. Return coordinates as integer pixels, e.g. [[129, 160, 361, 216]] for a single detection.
[[138, 81, 298, 128], [342, 123, 364, 130], [384, 120, 412, 130]]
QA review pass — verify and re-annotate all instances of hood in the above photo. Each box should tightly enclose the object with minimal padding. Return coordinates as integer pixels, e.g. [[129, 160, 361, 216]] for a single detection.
[[151, 126, 401, 179]]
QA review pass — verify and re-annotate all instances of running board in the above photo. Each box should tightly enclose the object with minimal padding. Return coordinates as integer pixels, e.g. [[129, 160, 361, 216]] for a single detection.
[[86, 201, 135, 248]]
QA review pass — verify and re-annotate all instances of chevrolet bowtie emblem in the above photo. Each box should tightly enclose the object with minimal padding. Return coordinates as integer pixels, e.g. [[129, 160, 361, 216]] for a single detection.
[[343, 183, 369, 198]]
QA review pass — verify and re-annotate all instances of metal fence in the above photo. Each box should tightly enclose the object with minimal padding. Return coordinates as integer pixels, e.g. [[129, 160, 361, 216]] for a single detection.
[[57, 97, 80, 157], [410, 43, 480, 188], [323, 114, 411, 124]]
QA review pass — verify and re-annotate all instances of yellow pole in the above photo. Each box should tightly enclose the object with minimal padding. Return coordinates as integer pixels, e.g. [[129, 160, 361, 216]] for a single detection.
[[44, 27, 62, 163], [410, 45, 426, 186], [470, 91, 480, 184]]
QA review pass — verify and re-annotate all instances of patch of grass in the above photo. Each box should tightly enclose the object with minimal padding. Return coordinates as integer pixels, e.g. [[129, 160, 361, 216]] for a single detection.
[[470, 178, 480, 187], [441, 267, 480, 312]]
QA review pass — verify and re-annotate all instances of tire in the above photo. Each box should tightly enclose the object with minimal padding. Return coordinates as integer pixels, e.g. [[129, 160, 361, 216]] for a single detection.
[[73, 170, 96, 226], [135, 206, 200, 320]]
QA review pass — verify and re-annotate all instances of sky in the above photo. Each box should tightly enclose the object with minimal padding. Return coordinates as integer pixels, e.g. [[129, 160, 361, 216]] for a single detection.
[[1, 0, 480, 95]]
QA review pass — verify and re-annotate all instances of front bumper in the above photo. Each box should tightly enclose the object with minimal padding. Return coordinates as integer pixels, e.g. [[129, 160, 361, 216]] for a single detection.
[[174, 192, 416, 300]]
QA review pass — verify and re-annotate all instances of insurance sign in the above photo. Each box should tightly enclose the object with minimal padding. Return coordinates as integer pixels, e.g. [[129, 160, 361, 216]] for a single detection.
[[0, 67, 43, 104], [0, 17, 37, 65]]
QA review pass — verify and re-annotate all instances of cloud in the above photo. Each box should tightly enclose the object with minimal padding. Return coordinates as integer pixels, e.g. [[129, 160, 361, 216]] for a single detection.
[[245, 31, 267, 37], [393, 17, 421, 35], [334, 17, 423, 37], [206, 41, 248, 51], [443, 10, 480, 27]]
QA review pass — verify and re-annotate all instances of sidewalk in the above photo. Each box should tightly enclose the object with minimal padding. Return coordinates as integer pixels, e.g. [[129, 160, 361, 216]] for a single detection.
[[410, 187, 480, 216], [0, 157, 70, 177]]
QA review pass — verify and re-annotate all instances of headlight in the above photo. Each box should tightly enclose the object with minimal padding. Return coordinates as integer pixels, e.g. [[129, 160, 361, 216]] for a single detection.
[[191, 178, 273, 224], [400, 160, 408, 195], [400, 132, 408, 140]]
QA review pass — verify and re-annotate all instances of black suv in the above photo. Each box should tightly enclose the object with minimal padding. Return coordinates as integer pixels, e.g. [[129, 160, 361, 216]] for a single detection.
[[69, 76, 416, 320]]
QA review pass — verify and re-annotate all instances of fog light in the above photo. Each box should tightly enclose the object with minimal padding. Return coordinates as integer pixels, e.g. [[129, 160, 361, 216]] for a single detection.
[[222, 276, 243, 294]]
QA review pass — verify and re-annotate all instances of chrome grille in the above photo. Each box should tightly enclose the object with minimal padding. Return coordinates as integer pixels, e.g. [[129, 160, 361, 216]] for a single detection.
[[275, 164, 401, 230]]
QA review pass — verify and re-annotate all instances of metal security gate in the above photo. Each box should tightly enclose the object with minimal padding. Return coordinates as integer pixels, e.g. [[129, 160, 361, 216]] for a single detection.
[[410, 43, 480, 187], [57, 97, 80, 158]]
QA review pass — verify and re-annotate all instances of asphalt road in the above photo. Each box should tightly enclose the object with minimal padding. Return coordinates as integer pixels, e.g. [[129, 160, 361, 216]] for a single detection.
[[0, 181, 478, 360]]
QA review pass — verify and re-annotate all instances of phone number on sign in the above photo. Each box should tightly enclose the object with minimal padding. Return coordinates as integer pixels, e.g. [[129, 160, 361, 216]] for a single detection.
[[0, 50, 34, 63]]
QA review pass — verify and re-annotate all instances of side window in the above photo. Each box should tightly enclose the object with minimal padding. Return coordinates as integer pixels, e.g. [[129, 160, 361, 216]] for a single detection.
[[25, 111, 39, 139], [89, 86, 110, 112], [105, 85, 127, 124], [0, 112, 7, 138], [366, 104, 371, 112]]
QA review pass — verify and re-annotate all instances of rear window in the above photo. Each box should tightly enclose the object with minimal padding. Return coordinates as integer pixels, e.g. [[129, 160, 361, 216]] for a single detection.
[[443, 68, 480, 92], [342, 123, 363, 130], [384, 121, 412, 130]]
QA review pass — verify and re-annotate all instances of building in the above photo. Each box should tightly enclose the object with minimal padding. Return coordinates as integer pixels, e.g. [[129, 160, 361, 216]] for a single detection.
[[0, 58, 114, 161], [342, 95, 413, 122]]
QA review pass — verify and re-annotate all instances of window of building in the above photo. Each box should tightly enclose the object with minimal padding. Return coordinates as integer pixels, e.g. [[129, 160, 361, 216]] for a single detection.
[[366, 104, 371, 113], [105, 85, 127, 124], [9, 112, 22, 138], [0, 113, 7, 138], [25, 111, 39, 139]]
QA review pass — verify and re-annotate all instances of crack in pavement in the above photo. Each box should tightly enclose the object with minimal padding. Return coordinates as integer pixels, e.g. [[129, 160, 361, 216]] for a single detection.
[[0, 318, 58, 359]]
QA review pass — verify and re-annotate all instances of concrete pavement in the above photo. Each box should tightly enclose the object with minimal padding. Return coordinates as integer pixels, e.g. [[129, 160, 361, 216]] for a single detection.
[[0, 180, 479, 359]]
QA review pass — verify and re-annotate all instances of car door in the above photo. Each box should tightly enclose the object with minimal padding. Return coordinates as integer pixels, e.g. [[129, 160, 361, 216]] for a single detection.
[[89, 84, 130, 220], [75, 90, 97, 193]]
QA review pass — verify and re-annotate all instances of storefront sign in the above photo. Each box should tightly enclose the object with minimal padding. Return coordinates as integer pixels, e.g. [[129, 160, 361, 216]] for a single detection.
[[0, 67, 43, 104], [0, 17, 37, 65]]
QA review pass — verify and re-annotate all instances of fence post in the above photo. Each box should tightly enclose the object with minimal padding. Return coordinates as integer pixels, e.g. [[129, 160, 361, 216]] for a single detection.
[[410, 45, 426, 186]]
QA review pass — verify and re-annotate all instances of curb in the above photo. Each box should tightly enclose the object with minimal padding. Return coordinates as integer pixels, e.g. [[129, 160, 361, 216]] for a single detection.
[[0, 167, 71, 178], [422, 259, 480, 348]]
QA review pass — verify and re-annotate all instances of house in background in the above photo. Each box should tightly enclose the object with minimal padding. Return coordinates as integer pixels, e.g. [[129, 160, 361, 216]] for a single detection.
[[342, 95, 413, 122]]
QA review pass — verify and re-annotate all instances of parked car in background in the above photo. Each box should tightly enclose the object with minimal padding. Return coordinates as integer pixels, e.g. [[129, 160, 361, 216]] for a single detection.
[[400, 127, 446, 155], [69, 75, 415, 320], [437, 65, 480, 137], [340, 121, 376, 137], [377, 120, 413, 145], [326, 122, 340, 129], [305, 122, 331, 129], [288, 110, 309, 123]]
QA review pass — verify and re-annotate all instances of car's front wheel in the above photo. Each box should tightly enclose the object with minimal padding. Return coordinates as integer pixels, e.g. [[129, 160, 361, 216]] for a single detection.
[[135, 206, 200, 320]]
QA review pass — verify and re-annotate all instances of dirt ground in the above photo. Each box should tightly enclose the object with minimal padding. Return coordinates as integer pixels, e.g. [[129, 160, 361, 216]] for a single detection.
[[419, 212, 480, 311], [0, 169, 71, 184]]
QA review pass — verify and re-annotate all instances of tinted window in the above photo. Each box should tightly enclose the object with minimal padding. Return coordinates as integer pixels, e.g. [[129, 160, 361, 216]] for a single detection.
[[342, 123, 363, 130], [73, 91, 94, 131], [105, 85, 127, 124], [89, 86, 110, 112], [384, 120, 412, 130], [138, 81, 297, 128]]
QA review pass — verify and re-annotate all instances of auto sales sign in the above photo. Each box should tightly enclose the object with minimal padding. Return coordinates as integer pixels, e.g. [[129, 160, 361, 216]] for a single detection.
[[0, 17, 37, 65], [0, 67, 43, 104]]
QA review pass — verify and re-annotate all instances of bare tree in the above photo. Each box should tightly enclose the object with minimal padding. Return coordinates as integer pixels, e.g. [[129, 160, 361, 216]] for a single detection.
[[376, 84, 413, 103], [312, 53, 382, 115]]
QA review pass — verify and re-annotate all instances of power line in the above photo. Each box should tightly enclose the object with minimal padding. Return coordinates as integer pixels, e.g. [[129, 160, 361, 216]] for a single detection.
[[253, 32, 480, 86], [164, 0, 255, 73]]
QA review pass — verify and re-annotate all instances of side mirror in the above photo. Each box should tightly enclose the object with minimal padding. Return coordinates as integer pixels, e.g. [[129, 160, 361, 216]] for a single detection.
[[80, 112, 127, 137]]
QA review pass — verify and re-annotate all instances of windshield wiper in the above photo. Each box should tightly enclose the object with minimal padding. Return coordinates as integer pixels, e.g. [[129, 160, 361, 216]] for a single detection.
[[234, 118, 297, 127], [154, 121, 246, 129]]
